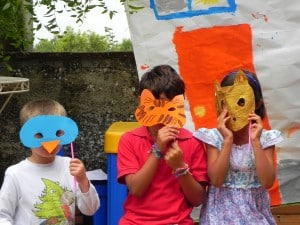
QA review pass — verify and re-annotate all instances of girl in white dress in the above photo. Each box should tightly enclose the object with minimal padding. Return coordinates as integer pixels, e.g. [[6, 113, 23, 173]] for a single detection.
[[194, 70, 283, 225]]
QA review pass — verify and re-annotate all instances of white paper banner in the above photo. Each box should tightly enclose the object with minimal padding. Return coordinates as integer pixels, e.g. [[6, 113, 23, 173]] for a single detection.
[[125, 0, 300, 205]]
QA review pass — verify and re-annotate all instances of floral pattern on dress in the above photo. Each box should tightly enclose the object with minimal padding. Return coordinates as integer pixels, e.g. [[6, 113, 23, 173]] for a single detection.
[[193, 128, 283, 225]]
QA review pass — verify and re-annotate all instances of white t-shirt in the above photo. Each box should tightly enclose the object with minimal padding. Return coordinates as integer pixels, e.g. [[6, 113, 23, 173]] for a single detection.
[[0, 156, 100, 225]]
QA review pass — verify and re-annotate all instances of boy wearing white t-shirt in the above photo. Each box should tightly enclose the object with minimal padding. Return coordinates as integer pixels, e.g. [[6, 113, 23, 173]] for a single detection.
[[0, 99, 100, 225]]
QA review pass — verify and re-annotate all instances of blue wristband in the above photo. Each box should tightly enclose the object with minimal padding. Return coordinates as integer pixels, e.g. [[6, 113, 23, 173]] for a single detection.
[[151, 143, 163, 159]]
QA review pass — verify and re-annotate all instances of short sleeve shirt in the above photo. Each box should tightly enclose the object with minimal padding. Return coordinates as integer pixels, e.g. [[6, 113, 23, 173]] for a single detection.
[[193, 128, 283, 188], [117, 126, 208, 225]]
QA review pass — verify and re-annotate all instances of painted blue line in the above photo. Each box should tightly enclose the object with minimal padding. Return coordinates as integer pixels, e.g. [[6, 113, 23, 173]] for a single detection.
[[150, 0, 236, 20]]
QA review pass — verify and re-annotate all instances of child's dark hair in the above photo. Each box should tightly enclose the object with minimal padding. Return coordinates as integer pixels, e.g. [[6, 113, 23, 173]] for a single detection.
[[221, 69, 266, 119], [139, 64, 185, 99]]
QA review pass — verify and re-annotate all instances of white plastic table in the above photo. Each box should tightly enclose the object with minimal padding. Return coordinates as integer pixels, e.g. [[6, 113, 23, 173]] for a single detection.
[[0, 76, 29, 115]]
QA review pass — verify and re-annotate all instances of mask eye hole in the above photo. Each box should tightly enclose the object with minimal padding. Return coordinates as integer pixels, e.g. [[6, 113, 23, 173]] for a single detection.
[[34, 133, 43, 139], [237, 98, 245, 107], [168, 107, 176, 112], [148, 106, 155, 111], [56, 130, 65, 137]]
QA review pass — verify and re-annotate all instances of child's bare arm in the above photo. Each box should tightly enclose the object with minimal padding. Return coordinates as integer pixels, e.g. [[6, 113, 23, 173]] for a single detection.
[[165, 141, 206, 206]]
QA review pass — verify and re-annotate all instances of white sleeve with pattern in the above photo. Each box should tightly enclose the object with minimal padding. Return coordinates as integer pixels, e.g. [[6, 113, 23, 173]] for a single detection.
[[261, 129, 284, 149], [193, 128, 223, 150]]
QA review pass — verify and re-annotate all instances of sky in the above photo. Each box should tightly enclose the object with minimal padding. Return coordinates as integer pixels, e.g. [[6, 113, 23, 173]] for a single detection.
[[34, 1, 131, 44]]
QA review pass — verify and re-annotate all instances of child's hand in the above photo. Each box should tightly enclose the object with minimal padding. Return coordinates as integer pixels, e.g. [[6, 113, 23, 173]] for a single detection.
[[248, 112, 263, 141], [164, 141, 185, 170], [156, 126, 179, 153], [217, 108, 233, 141], [69, 158, 88, 184]]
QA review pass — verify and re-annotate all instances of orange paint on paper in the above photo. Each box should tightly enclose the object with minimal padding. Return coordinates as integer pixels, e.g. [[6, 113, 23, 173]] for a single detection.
[[251, 12, 268, 22], [173, 24, 255, 129], [141, 64, 150, 70], [173, 23, 281, 206], [287, 126, 300, 138]]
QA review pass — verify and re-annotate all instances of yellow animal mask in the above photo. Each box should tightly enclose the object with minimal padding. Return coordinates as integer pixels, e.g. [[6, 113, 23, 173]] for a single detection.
[[135, 89, 186, 128], [215, 70, 255, 131]]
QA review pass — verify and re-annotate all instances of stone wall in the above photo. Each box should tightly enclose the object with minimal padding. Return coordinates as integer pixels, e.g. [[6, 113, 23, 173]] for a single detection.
[[0, 52, 139, 185]]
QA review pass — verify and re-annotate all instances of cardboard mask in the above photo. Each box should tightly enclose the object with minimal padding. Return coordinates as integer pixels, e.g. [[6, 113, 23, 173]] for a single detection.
[[135, 89, 186, 128], [20, 115, 78, 153], [215, 70, 255, 131]]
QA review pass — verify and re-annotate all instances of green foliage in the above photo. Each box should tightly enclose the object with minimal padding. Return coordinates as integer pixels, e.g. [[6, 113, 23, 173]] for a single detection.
[[1, 0, 142, 69], [34, 26, 133, 52], [1, 0, 32, 70], [0, 0, 30, 50], [115, 38, 133, 51], [31, 0, 143, 37]]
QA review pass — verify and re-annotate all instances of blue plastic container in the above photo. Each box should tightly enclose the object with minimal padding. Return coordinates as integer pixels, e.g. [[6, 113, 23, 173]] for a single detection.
[[83, 180, 107, 225], [107, 154, 128, 225]]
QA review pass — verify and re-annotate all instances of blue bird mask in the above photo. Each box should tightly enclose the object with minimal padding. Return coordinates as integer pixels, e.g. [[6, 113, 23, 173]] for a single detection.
[[20, 115, 78, 153]]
